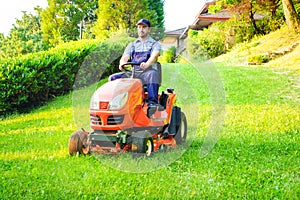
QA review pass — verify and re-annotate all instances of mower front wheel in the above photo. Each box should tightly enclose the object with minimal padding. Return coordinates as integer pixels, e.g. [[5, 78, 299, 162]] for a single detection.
[[132, 131, 153, 157], [68, 129, 89, 156]]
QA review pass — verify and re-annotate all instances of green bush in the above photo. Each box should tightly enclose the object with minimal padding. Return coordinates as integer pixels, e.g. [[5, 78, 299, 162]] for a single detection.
[[186, 17, 282, 61], [159, 46, 176, 63], [247, 54, 270, 64], [187, 26, 227, 59], [0, 39, 128, 115]]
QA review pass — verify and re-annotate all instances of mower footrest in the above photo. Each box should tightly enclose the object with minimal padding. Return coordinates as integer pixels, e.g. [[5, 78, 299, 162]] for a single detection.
[[151, 110, 167, 121]]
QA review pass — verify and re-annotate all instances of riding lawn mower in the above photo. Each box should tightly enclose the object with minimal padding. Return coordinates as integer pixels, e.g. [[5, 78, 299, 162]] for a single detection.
[[68, 62, 187, 157]]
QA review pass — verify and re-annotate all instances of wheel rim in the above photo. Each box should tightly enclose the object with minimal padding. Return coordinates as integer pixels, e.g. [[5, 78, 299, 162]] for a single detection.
[[145, 139, 152, 156], [181, 120, 186, 138]]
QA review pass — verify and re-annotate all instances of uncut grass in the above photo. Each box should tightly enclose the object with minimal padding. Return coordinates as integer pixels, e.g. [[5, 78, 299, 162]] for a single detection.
[[214, 25, 300, 67], [1, 63, 299, 199]]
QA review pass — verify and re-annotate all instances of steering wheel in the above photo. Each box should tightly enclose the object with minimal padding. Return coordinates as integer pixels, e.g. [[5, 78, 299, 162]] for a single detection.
[[120, 62, 140, 78], [120, 62, 140, 71]]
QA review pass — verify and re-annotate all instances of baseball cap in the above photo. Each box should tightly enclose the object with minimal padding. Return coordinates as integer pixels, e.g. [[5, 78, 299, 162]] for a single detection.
[[136, 18, 151, 27]]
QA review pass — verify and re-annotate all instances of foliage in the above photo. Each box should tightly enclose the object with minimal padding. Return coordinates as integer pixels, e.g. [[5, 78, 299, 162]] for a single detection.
[[92, 0, 164, 40], [209, 0, 285, 35], [148, 0, 165, 29], [187, 24, 227, 59], [158, 46, 176, 63], [247, 54, 270, 64], [211, 0, 300, 33], [0, 8, 46, 59], [189, 0, 298, 59], [0, 0, 164, 58], [0, 38, 129, 115], [41, 0, 98, 47], [214, 25, 300, 68], [0, 61, 299, 199]]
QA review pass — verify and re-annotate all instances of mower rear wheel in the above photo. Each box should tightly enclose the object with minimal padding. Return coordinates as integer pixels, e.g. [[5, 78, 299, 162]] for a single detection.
[[132, 131, 153, 157], [68, 129, 89, 156], [174, 112, 187, 145]]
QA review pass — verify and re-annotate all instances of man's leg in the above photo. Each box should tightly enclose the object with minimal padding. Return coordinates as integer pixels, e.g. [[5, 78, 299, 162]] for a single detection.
[[140, 69, 159, 103], [140, 70, 163, 117], [147, 83, 159, 105]]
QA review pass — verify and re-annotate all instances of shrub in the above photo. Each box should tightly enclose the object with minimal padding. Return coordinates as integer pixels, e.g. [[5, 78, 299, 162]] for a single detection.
[[247, 54, 270, 64], [0, 39, 128, 115], [187, 25, 227, 59], [159, 46, 176, 63]]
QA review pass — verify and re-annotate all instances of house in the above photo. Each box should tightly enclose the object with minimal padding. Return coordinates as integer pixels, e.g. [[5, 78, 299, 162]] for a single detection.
[[180, 6, 264, 39], [179, 1, 226, 39], [159, 28, 187, 55], [160, 28, 186, 51], [160, 1, 217, 54], [160, 0, 264, 55]]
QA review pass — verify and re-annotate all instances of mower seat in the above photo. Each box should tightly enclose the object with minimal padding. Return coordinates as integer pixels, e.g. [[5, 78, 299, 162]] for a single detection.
[[154, 62, 162, 86]]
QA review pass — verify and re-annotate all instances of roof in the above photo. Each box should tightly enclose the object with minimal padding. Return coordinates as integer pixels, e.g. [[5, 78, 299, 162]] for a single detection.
[[179, 1, 215, 39], [165, 28, 186, 36], [179, 1, 265, 39]]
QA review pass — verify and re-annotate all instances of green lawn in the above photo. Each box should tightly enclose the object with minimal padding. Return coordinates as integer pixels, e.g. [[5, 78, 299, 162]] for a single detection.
[[1, 62, 299, 199]]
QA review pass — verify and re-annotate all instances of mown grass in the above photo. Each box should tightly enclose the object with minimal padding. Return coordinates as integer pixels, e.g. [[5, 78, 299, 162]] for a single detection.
[[1, 56, 299, 199]]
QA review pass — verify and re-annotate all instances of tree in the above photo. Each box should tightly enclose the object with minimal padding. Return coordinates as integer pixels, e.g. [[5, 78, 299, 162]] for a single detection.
[[92, 0, 164, 40], [263, 0, 281, 18], [148, 0, 165, 29], [0, 7, 46, 59], [282, 0, 300, 32], [209, 0, 291, 39], [41, 0, 98, 47], [208, 0, 263, 43]]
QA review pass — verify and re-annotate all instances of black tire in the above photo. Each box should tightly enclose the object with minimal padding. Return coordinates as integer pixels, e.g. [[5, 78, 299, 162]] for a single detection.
[[68, 129, 89, 156], [174, 112, 187, 145], [132, 131, 153, 157]]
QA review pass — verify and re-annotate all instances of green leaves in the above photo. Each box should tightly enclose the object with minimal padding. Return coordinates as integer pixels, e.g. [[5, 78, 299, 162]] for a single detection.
[[0, 9, 45, 59], [188, 26, 227, 59], [41, 0, 99, 47], [0, 39, 127, 115], [92, 0, 164, 39]]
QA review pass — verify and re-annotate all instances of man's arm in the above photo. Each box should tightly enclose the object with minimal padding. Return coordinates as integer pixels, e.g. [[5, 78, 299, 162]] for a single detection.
[[119, 54, 131, 70], [140, 50, 160, 70], [140, 40, 161, 70], [119, 42, 134, 70]]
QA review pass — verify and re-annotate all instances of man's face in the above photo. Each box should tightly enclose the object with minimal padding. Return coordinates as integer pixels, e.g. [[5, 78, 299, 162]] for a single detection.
[[137, 24, 150, 39]]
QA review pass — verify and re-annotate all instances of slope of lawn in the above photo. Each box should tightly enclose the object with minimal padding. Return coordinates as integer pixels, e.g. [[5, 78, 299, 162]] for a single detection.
[[1, 54, 299, 199]]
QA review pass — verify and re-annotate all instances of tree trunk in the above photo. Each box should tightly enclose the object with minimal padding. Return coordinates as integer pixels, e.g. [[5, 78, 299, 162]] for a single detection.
[[282, 0, 300, 32], [249, 2, 260, 34]]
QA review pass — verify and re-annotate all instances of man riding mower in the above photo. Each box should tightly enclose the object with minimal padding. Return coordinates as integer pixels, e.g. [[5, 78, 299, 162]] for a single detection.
[[68, 19, 187, 156]]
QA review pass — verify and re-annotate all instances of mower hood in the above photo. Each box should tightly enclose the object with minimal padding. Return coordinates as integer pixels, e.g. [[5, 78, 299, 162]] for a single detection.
[[90, 78, 143, 110]]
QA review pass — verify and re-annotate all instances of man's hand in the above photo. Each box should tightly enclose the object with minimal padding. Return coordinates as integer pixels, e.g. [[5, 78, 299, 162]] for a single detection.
[[119, 63, 126, 71], [140, 62, 150, 70]]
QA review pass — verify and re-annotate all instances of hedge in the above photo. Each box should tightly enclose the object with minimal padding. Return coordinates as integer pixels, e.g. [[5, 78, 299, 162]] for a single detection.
[[0, 39, 129, 115]]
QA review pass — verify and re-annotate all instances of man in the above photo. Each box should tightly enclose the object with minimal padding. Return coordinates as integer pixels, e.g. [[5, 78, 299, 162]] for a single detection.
[[109, 18, 163, 118]]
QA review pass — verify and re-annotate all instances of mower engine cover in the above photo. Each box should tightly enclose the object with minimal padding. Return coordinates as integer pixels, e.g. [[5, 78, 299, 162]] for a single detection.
[[90, 78, 143, 111], [90, 78, 145, 130]]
